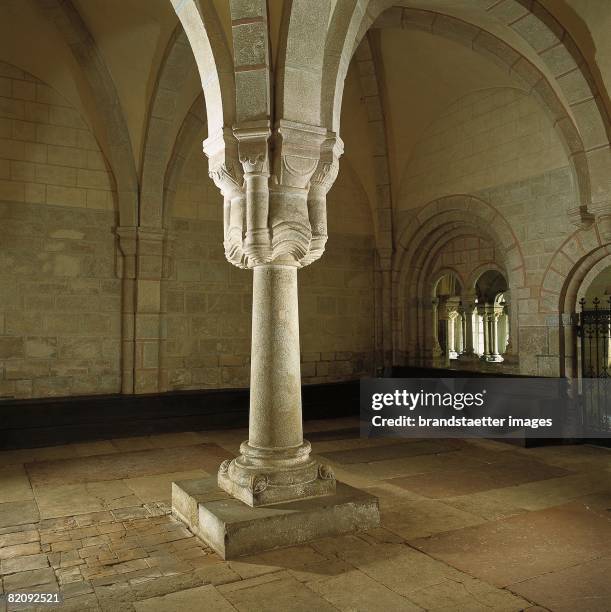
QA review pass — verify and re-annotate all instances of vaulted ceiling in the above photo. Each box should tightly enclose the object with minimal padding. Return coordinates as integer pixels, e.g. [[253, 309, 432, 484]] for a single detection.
[[0, 0, 609, 219]]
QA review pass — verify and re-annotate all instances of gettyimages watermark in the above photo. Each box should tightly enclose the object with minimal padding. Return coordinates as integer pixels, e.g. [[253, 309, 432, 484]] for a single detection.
[[360, 378, 611, 439]]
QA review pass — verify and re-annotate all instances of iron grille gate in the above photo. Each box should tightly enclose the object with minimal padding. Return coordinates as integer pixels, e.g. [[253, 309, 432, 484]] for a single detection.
[[577, 297, 611, 433]]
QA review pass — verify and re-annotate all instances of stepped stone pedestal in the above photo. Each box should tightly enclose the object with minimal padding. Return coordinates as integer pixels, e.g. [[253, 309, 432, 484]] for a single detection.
[[172, 477, 380, 559]]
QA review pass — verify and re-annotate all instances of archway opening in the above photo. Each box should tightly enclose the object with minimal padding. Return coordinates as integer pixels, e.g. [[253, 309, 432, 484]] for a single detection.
[[475, 270, 509, 363], [433, 272, 463, 364]]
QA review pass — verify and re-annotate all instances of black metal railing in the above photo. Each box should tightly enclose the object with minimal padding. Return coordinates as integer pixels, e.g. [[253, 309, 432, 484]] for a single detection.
[[577, 296, 611, 433]]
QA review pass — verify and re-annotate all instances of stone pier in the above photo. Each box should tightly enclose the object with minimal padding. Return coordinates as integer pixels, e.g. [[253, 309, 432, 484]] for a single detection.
[[171, 124, 379, 558]]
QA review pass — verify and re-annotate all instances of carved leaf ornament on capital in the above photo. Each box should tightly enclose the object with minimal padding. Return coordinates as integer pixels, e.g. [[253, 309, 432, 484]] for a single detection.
[[204, 122, 343, 270]]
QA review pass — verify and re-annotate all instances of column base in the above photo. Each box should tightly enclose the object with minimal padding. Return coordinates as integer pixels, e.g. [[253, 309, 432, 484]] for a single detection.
[[482, 354, 504, 363], [217, 441, 336, 507], [172, 477, 380, 560]]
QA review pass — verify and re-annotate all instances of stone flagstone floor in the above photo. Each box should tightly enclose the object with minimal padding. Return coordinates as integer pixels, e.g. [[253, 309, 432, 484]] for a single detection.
[[1, 418, 611, 611]]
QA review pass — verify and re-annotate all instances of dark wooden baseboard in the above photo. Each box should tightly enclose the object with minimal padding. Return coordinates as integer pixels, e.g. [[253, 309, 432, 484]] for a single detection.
[[0, 381, 359, 450]]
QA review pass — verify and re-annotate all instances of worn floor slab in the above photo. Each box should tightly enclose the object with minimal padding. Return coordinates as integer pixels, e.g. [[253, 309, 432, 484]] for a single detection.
[[0, 421, 608, 610]]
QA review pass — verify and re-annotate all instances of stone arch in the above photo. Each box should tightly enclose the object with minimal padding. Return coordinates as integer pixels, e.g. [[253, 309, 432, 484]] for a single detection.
[[376, 10, 592, 223], [467, 262, 509, 292], [431, 267, 465, 298], [140, 26, 200, 229], [170, 0, 235, 135], [275, 0, 334, 127], [34, 0, 138, 226], [354, 34, 393, 265], [352, 32, 394, 372], [414, 226, 504, 364], [163, 94, 207, 228], [540, 218, 611, 377], [394, 195, 524, 288], [320, 2, 611, 224], [575, 256, 611, 305], [541, 220, 610, 314], [229, 0, 270, 125], [393, 194, 524, 364]]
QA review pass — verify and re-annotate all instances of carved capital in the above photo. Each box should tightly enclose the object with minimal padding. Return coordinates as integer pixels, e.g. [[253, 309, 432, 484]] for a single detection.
[[310, 134, 343, 195], [223, 195, 248, 269], [461, 291, 478, 313], [268, 184, 311, 263], [301, 134, 343, 267], [273, 120, 327, 189], [209, 161, 243, 199], [234, 120, 271, 175], [203, 127, 243, 198], [204, 123, 346, 270]]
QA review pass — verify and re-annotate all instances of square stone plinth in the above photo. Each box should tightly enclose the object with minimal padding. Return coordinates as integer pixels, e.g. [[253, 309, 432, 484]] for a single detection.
[[172, 477, 380, 560]]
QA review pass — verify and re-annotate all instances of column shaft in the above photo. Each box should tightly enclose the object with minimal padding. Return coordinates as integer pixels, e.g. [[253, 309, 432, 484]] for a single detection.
[[466, 311, 474, 353], [249, 264, 303, 449], [491, 315, 498, 355], [431, 299, 442, 358], [482, 312, 491, 358], [218, 261, 335, 507], [456, 314, 464, 354]]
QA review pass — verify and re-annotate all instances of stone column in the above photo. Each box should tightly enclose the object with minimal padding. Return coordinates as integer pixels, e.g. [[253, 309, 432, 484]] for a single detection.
[[170, 0, 380, 559], [459, 292, 478, 362], [481, 305, 503, 363], [206, 123, 342, 507], [447, 313, 457, 360], [491, 312, 499, 354], [456, 309, 464, 355], [219, 257, 336, 506], [480, 305, 491, 360], [431, 298, 443, 360], [492, 309, 504, 362]]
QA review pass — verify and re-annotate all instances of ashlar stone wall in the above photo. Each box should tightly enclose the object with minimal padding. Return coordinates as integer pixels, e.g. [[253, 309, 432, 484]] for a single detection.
[[430, 235, 498, 289], [0, 61, 120, 398]]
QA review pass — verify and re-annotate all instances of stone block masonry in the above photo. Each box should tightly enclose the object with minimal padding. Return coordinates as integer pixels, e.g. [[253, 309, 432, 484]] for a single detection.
[[0, 201, 121, 399], [0, 61, 115, 213]]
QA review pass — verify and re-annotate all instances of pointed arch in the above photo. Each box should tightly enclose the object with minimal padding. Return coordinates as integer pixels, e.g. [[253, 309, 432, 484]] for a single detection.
[[34, 0, 138, 226], [140, 25, 202, 228]]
